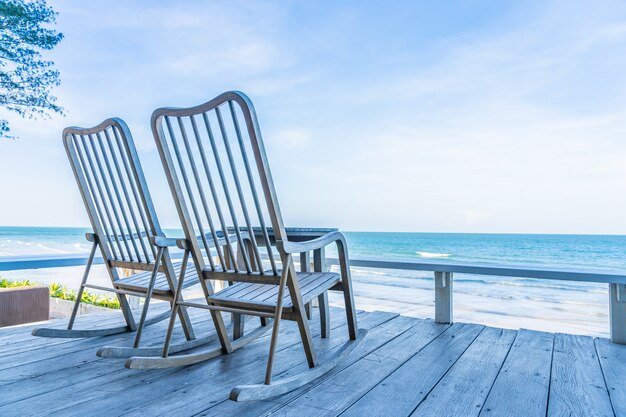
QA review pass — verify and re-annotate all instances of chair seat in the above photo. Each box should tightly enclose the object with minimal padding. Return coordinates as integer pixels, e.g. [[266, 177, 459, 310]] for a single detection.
[[114, 262, 199, 296], [207, 272, 341, 313]]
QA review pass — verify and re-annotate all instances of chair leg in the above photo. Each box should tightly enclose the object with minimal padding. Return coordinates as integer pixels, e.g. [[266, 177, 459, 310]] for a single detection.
[[163, 249, 189, 357], [318, 292, 330, 339], [265, 262, 291, 385], [162, 302, 180, 358], [288, 263, 317, 368], [293, 305, 317, 368], [305, 302, 312, 320], [337, 241, 358, 340], [342, 280, 358, 341], [133, 247, 163, 348], [264, 308, 283, 385], [68, 241, 97, 330], [260, 317, 269, 326], [175, 304, 195, 341], [233, 313, 244, 340]]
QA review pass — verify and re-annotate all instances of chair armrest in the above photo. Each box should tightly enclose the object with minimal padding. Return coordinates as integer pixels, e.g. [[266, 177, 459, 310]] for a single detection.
[[277, 231, 346, 254], [87, 231, 150, 244], [152, 232, 243, 252], [150, 235, 190, 250]]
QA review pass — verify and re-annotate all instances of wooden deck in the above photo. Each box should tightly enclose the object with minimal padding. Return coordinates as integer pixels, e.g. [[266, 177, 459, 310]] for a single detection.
[[1, 303, 624, 417]]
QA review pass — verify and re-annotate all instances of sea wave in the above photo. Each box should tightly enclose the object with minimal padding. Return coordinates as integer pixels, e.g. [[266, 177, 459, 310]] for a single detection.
[[416, 251, 451, 258]]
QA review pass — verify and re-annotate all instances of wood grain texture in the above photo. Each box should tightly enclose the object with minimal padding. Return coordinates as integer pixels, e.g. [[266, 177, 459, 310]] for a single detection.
[[269, 319, 451, 417], [340, 323, 482, 417], [0, 287, 49, 327], [2, 308, 624, 417], [480, 329, 554, 417], [91, 312, 393, 417], [195, 313, 417, 417], [595, 337, 626, 416], [0, 309, 339, 417], [548, 333, 614, 417], [410, 327, 517, 417]]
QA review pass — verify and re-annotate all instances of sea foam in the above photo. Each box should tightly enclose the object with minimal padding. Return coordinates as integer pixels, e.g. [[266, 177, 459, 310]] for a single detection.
[[416, 251, 451, 258]]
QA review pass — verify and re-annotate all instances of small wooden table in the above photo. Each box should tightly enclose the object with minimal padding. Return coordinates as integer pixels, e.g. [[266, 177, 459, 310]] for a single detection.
[[247, 227, 337, 273]]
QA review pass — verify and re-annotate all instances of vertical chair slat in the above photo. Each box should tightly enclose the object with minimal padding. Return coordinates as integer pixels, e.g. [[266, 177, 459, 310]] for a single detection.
[[215, 106, 263, 273], [104, 129, 149, 262], [164, 116, 217, 270], [216, 106, 258, 273], [175, 116, 217, 271], [198, 112, 238, 272], [202, 111, 251, 273], [96, 131, 141, 262], [228, 101, 277, 275], [86, 134, 132, 260], [104, 128, 150, 263], [189, 114, 228, 269], [111, 127, 156, 261], [75, 134, 122, 260]]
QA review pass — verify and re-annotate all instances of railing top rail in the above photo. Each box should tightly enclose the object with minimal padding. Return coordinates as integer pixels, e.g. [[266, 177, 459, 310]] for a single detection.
[[326, 258, 626, 284], [2, 251, 626, 284]]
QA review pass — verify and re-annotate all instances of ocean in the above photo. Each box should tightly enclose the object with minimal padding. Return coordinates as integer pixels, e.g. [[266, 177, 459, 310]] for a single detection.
[[1, 226, 623, 337]]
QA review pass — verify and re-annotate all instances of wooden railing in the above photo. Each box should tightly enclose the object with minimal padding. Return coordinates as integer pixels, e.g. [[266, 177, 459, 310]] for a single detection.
[[325, 257, 626, 344], [2, 252, 625, 344]]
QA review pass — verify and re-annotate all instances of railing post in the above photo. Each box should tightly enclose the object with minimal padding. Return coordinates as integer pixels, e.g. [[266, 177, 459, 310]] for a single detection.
[[609, 283, 626, 344], [435, 271, 453, 324]]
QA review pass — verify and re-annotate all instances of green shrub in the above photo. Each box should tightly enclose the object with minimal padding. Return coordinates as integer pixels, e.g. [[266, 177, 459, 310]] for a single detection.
[[0, 277, 120, 309], [0, 278, 35, 288]]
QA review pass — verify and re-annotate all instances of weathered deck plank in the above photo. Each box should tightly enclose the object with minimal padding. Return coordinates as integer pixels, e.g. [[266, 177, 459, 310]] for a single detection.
[[42, 310, 384, 417], [595, 338, 626, 417], [340, 323, 484, 417], [479, 329, 554, 417], [1, 308, 623, 417], [0, 316, 215, 405], [548, 333, 614, 417], [249, 318, 450, 417], [0, 302, 173, 354], [121, 311, 397, 417], [410, 327, 517, 417], [199, 313, 421, 417], [0, 310, 332, 417], [0, 307, 207, 378]]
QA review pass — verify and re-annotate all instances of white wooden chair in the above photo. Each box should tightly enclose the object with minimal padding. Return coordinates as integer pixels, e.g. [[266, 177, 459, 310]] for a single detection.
[[32, 118, 226, 357], [125, 91, 366, 401]]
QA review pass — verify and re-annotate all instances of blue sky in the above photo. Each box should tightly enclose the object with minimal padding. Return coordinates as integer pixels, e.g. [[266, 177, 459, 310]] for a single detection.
[[1, 0, 626, 233]]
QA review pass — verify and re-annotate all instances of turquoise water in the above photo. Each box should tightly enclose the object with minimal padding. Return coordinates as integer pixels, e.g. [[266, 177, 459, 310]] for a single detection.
[[0, 226, 619, 335], [3, 226, 625, 270], [1, 225, 622, 295], [344, 231, 626, 270]]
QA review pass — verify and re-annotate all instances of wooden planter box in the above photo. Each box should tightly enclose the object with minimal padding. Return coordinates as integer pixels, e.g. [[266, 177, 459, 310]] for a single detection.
[[0, 286, 50, 327], [49, 297, 112, 319]]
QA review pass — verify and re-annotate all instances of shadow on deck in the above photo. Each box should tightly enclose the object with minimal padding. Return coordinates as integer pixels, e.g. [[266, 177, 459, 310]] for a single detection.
[[1, 303, 624, 416]]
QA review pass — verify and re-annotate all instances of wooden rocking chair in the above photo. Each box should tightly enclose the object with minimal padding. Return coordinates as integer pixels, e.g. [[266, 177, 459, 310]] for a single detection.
[[32, 118, 227, 357], [125, 91, 366, 401]]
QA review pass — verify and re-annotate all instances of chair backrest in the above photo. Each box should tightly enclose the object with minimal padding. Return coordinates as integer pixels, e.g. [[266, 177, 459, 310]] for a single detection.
[[151, 91, 283, 278], [64, 118, 161, 268]]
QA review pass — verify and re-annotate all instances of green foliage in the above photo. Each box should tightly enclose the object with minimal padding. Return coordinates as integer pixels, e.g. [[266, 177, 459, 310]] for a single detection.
[[1, 277, 120, 309], [0, 277, 34, 287], [0, 0, 64, 137]]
